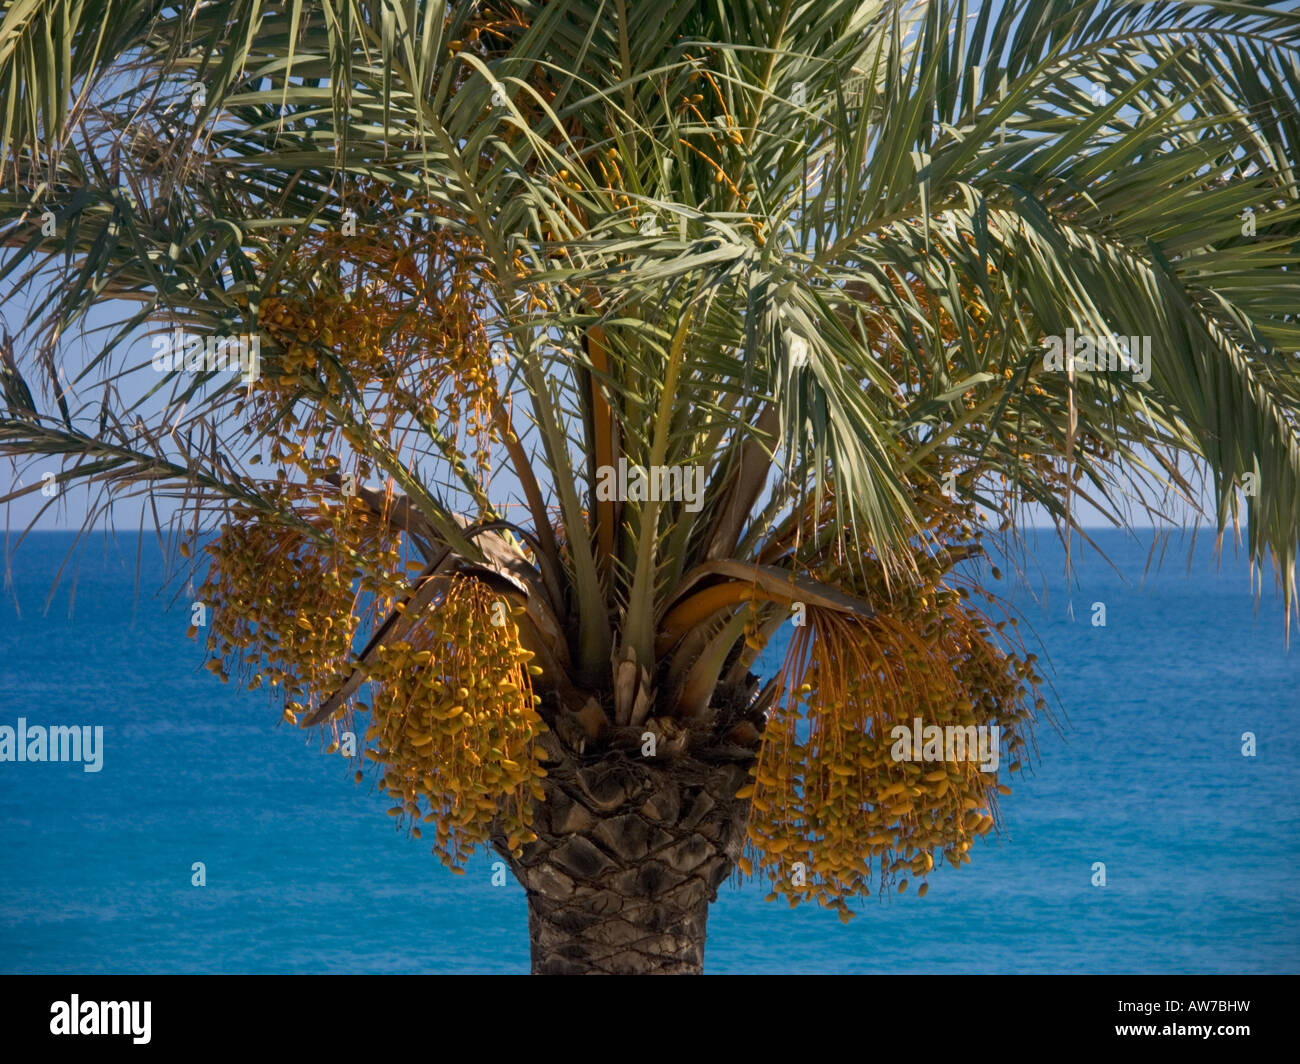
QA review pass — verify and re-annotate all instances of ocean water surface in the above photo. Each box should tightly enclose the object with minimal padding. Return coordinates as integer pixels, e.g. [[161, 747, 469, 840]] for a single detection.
[[0, 529, 1296, 973]]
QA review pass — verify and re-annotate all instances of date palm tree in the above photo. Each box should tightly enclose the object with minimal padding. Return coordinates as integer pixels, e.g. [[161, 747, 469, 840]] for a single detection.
[[2, 0, 1298, 973]]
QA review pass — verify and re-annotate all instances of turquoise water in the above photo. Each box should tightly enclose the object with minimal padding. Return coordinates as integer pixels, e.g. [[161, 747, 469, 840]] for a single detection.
[[0, 529, 1296, 973]]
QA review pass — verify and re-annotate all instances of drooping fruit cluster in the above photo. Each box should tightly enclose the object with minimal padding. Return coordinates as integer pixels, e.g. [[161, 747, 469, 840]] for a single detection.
[[245, 187, 503, 485], [195, 504, 549, 869], [193, 487, 405, 742], [745, 600, 1035, 923], [361, 575, 550, 869], [744, 464, 1042, 921]]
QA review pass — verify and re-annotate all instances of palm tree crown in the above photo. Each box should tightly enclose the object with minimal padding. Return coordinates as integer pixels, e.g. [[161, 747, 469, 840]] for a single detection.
[[2, 0, 1297, 943]]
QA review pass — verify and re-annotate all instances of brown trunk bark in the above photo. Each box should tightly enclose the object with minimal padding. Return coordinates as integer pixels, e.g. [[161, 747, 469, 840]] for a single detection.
[[496, 748, 753, 974]]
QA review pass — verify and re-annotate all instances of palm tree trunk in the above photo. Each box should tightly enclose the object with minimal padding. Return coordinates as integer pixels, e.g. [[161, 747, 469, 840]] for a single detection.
[[499, 751, 753, 974]]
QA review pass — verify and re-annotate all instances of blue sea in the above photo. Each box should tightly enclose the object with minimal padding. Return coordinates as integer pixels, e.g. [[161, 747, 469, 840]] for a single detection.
[[1, 529, 1296, 973]]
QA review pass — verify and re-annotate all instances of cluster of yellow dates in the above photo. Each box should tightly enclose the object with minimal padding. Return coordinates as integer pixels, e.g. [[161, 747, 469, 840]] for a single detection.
[[743, 619, 1032, 923], [361, 577, 549, 868], [259, 282, 393, 391], [196, 508, 548, 870], [248, 189, 502, 478], [742, 460, 1041, 922], [194, 491, 402, 718], [195, 498, 548, 871]]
